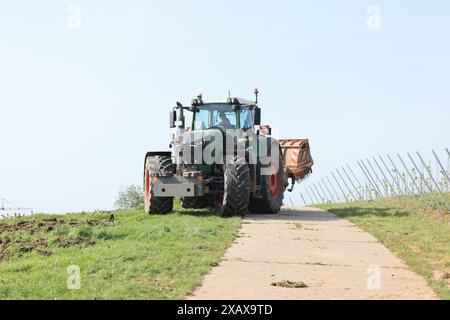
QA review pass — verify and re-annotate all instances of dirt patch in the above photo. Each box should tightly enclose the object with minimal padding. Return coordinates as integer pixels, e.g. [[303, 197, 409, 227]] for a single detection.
[[57, 237, 94, 248], [18, 238, 48, 253], [433, 270, 450, 280], [0, 237, 12, 262], [0, 236, 50, 261], [271, 280, 308, 289], [0, 215, 114, 262], [0, 216, 115, 236], [433, 270, 450, 287], [0, 218, 64, 235]]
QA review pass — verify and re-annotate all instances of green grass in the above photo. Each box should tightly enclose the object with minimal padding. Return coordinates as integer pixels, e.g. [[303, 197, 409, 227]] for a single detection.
[[0, 203, 241, 300], [318, 197, 450, 300]]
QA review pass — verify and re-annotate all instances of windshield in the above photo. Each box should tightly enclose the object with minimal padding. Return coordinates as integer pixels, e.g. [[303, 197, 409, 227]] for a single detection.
[[192, 104, 254, 131], [193, 104, 237, 130]]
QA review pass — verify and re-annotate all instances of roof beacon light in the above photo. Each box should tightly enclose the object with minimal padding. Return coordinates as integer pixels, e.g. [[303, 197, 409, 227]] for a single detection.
[[254, 88, 259, 104]]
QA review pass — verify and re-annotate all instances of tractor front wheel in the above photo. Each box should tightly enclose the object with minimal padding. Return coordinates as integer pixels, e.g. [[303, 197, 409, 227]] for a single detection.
[[215, 161, 250, 217], [181, 197, 213, 209]]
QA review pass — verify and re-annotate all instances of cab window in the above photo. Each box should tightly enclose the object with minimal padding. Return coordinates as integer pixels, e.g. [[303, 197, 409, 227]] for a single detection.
[[240, 108, 253, 129]]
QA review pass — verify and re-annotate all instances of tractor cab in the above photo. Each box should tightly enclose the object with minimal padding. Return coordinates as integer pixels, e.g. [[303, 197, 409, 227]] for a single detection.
[[189, 94, 261, 132], [170, 94, 262, 134]]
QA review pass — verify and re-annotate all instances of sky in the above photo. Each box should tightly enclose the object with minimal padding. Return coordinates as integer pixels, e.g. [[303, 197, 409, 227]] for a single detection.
[[0, 0, 449, 213]]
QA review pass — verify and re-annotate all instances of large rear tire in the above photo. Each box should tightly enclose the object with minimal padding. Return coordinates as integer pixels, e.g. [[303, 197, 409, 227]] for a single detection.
[[215, 161, 250, 217], [144, 155, 174, 215], [249, 153, 285, 214]]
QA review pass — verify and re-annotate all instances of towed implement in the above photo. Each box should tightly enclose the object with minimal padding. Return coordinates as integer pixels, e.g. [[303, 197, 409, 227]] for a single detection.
[[143, 90, 313, 216]]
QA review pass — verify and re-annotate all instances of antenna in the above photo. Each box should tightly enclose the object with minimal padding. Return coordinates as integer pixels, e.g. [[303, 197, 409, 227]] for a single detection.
[[228, 90, 231, 99]]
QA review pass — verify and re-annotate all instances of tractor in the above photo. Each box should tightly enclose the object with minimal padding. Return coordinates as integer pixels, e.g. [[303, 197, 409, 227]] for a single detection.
[[143, 89, 313, 216]]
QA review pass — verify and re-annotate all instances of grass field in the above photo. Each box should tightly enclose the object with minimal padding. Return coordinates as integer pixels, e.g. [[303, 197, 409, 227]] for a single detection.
[[0, 203, 241, 300], [318, 197, 450, 300]]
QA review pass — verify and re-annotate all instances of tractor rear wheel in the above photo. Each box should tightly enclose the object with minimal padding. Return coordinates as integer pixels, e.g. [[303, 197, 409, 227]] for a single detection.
[[215, 161, 250, 217], [181, 197, 213, 209], [144, 155, 174, 215], [249, 154, 285, 214]]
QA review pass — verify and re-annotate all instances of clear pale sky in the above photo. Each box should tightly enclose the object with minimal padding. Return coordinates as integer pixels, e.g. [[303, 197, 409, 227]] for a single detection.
[[0, 1, 449, 213]]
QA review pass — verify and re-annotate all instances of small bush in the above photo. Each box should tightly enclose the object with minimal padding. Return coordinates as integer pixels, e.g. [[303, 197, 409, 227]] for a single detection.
[[114, 185, 144, 209]]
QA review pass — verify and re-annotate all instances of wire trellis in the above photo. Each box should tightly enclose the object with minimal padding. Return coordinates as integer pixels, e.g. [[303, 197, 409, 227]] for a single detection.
[[299, 149, 450, 214]]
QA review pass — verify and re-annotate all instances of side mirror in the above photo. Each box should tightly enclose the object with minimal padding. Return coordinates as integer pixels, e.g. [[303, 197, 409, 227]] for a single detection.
[[254, 107, 261, 125], [259, 125, 272, 136], [169, 111, 176, 128]]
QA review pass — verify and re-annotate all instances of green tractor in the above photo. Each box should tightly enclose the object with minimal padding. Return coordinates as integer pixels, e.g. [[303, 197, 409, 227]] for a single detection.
[[143, 90, 313, 217]]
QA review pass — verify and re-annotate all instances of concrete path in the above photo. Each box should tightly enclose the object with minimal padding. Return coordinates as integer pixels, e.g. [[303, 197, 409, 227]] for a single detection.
[[190, 207, 437, 300]]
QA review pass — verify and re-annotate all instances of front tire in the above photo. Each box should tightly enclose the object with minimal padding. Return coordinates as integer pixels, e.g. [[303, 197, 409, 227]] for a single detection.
[[144, 155, 174, 215], [181, 197, 213, 209], [215, 161, 250, 217]]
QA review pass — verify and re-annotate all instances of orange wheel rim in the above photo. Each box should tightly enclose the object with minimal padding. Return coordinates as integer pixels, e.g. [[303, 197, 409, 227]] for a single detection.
[[269, 163, 280, 199]]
